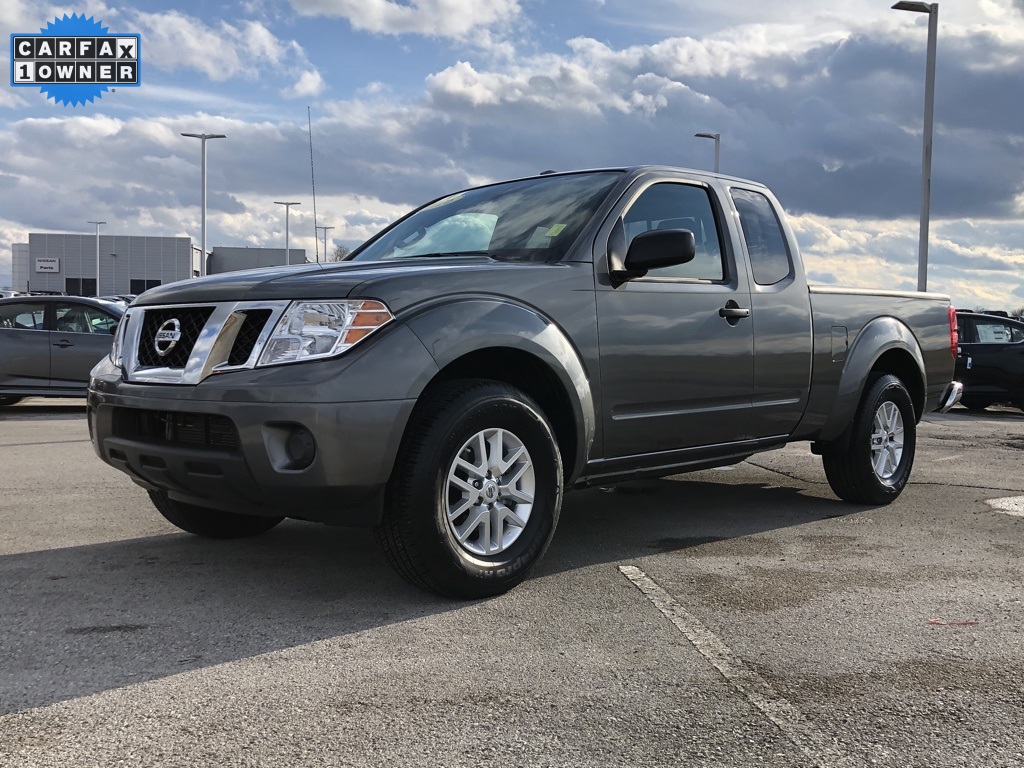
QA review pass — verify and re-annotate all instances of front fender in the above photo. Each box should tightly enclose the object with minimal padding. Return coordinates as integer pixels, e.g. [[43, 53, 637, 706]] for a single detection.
[[403, 298, 596, 482], [819, 316, 926, 443]]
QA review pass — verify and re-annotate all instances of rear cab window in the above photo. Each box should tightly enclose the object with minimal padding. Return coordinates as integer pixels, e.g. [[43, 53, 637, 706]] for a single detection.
[[731, 188, 793, 286]]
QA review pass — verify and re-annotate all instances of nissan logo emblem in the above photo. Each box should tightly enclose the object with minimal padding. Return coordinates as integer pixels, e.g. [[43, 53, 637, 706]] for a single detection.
[[154, 318, 182, 357]]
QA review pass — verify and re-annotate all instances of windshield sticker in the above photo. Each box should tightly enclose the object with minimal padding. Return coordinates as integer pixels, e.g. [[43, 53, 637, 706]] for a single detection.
[[545, 223, 567, 237]]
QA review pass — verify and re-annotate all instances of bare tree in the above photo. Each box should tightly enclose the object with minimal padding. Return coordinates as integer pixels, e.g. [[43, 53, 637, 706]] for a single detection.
[[329, 244, 351, 262], [1012, 307, 1024, 320]]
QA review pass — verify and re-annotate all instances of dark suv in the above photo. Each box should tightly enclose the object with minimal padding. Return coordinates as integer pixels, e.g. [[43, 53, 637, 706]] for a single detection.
[[955, 310, 1024, 411]]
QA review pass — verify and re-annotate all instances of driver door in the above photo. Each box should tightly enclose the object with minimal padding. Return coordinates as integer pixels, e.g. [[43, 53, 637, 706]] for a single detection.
[[596, 179, 755, 458]]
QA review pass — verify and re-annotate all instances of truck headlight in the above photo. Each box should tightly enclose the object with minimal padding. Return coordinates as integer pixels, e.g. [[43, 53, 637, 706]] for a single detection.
[[109, 313, 128, 366], [257, 300, 394, 367]]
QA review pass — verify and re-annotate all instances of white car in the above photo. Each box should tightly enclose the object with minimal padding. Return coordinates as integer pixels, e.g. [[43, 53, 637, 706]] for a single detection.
[[0, 290, 24, 299]]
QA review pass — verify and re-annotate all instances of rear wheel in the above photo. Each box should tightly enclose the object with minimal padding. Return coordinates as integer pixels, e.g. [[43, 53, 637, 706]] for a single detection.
[[148, 490, 283, 538], [0, 396, 24, 407], [822, 374, 916, 505], [375, 379, 562, 599]]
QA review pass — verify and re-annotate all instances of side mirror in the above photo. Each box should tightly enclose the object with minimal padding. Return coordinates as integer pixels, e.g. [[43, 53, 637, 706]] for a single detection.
[[624, 229, 696, 273]]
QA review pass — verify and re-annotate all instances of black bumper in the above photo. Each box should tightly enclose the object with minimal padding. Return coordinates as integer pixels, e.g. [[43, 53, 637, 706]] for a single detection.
[[88, 366, 416, 526]]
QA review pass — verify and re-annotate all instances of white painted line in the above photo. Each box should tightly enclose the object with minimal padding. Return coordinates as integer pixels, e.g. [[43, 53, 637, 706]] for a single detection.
[[986, 496, 1024, 517], [619, 565, 862, 768]]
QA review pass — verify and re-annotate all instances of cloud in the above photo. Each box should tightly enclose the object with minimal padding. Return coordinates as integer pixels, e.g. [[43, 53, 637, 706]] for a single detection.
[[283, 70, 326, 98], [127, 11, 304, 82], [286, 0, 521, 38], [2, 1, 1022, 312], [791, 211, 1024, 309]]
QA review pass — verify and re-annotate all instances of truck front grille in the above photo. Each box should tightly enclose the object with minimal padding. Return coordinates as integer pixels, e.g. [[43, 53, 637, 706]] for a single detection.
[[112, 407, 239, 451], [136, 307, 215, 368], [121, 300, 287, 385], [228, 309, 273, 366]]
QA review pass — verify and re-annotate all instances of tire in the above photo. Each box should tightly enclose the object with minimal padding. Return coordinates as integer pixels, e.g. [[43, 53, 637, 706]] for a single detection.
[[148, 490, 283, 538], [0, 396, 24, 407], [375, 379, 563, 599], [822, 374, 916, 505], [959, 397, 991, 412]]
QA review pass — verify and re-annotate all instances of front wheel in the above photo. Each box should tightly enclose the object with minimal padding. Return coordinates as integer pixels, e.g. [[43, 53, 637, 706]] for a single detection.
[[148, 490, 283, 538], [375, 379, 563, 599], [822, 374, 916, 505]]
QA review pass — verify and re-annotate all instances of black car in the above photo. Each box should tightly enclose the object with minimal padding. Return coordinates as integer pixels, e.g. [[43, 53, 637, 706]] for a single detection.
[[955, 311, 1024, 411], [0, 295, 124, 406]]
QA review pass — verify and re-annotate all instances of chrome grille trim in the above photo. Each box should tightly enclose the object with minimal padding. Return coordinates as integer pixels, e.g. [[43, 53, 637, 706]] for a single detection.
[[123, 300, 290, 385]]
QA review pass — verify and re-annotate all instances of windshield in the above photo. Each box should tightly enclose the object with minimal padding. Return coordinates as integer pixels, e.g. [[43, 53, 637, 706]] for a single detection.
[[350, 171, 623, 262]]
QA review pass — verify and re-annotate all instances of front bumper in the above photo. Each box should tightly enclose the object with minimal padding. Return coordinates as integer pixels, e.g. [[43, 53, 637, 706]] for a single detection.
[[88, 361, 417, 526]]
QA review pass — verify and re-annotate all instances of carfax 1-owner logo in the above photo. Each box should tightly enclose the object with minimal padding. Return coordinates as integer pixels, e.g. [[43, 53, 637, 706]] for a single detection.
[[10, 13, 140, 107]]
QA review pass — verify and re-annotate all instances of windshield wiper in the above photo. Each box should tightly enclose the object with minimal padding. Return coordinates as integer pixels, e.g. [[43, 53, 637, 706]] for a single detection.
[[404, 251, 493, 258]]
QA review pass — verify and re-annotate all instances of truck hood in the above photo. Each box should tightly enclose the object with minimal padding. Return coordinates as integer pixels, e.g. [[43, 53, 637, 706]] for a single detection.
[[135, 257, 496, 305]]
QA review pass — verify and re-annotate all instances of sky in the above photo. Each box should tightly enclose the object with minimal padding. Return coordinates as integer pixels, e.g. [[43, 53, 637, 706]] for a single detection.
[[0, 0, 1023, 310]]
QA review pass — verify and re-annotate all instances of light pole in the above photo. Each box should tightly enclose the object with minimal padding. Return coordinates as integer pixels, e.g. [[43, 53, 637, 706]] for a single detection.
[[87, 220, 105, 296], [317, 225, 334, 263], [694, 132, 720, 173], [892, 1, 938, 292], [275, 201, 301, 265], [110, 253, 116, 294], [181, 132, 227, 278]]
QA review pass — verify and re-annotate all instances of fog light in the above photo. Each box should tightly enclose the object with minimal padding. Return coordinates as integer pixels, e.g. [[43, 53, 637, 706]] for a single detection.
[[286, 426, 316, 469], [262, 422, 318, 472]]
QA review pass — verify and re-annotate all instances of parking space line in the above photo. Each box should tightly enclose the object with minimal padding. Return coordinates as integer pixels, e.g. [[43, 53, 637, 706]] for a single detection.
[[0, 439, 92, 448], [619, 565, 862, 768], [985, 496, 1024, 517]]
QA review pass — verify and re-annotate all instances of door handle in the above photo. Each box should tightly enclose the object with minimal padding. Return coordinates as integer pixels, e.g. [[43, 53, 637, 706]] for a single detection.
[[53, 340, 75, 348], [719, 305, 750, 319], [719, 307, 750, 319]]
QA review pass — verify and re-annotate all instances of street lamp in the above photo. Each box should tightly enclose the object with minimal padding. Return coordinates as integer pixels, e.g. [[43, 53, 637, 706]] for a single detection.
[[892, 1, 938, 292], [275, 201, 301, 265], [694, 132, 720, 173], [110, 253, 116, 294], [181, 132, 227, 278], [316, 225, 334, 263], [87, 220, 105, 296]]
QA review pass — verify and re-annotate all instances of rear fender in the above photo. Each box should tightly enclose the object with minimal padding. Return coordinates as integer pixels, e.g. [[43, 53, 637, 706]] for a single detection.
[[818, 317, 926, 445]]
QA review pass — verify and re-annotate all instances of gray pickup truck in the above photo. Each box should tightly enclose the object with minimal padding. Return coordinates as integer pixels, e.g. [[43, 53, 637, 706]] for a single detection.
[[88, 167, 962, 597]]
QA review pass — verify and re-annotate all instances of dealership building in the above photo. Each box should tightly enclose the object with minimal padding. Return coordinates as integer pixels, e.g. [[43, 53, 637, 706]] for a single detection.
[[10, 234, 307, 296]]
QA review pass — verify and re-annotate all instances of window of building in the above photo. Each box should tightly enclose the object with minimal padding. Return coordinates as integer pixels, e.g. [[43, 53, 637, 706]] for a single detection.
[[731, 189, 792, 286], [129, 279, 161, 294], [621, 183, 724, 280]]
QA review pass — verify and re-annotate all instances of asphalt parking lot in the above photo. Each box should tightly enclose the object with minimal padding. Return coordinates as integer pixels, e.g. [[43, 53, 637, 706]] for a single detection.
[[1, 399, 1022, 767]]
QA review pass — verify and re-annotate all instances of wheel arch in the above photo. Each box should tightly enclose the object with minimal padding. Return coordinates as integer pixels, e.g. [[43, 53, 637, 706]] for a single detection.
[[403, 299, 595, 484], [818, 316, 927, 444]]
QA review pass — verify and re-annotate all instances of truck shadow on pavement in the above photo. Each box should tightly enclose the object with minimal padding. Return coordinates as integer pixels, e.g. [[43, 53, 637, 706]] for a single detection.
[[0, 475, 856, 715]]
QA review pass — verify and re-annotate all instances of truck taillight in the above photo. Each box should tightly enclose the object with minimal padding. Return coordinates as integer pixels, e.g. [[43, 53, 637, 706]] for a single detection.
[[948, 306, 958, 359]]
